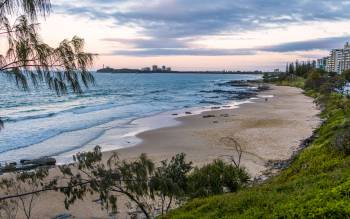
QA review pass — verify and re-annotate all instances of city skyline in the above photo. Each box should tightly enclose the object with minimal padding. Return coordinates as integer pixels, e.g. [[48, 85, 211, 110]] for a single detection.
[[2, 0, 350, 71]]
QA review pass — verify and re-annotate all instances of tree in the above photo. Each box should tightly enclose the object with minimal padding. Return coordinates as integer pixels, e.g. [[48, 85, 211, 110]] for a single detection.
[[219, 137, 244, 168], [58, 146, 192, 219], [0, 0, 96, 128], [288, 63, 295, 74], [149, 153, 192, 215], [342, 69, 350, 82], [187, 160, 249, 198], [0, 167, 56, 219]]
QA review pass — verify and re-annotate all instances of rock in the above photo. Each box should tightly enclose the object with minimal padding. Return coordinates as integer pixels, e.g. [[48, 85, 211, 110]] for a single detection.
[[211, 106, 221, 110], [52, 213, 72, 219], [23, 157, 56, 166], [20, 159, 31, 165], [203, 115, 216, 118], [172, 113, 178, 116], [185, 112, 192, 115]]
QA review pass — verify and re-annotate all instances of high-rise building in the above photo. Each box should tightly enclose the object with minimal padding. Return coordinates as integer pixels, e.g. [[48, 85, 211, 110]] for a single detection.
[[316, 58, 324, 70], [341, 42, 350, 72], [152, 65, 158, 72], [319, 42, 350, 74]]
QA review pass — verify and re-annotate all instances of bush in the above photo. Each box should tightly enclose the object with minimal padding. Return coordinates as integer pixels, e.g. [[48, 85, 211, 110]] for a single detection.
[[332, 129, 350, 155], [186, 160, 249, 198]]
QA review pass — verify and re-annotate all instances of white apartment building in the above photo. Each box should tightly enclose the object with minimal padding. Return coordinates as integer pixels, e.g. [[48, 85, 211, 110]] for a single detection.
[[320, 42, 350, 74]]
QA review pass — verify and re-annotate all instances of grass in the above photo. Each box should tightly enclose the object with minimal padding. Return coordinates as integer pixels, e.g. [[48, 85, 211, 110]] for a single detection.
[[276, 76, 305, 88], [165, 78, 350, 219]]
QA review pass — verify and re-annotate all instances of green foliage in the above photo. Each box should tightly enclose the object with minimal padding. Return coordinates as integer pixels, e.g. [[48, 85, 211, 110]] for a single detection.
[[0, 0, 51, 19], [0, 15, 96, 95], [0, 167, 55, 219], [0, 0, 96, 129], [186, 160, 249, 199], [286, 60, 316, 77], [59, 147, 193, 218], [263, 72, 305, 88], [342, 69, 350, 82], [166, 71, 350, 218], [304, 69, 347, 95], [332, 129, 350, 155], [150, 153, 193, 215]]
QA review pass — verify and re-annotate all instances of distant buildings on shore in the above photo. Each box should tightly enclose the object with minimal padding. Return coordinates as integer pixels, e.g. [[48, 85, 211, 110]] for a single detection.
[[141, 65, 172, 72], [317, 42, 350, 74], [97, 66, 263, 74]]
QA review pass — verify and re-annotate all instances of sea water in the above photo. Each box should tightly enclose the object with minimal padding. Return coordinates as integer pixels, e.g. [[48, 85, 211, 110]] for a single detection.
[[0, 73, 261, 163]]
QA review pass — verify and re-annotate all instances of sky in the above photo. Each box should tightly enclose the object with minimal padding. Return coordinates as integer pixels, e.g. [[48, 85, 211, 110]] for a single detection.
[[27, 0, 350, 70]]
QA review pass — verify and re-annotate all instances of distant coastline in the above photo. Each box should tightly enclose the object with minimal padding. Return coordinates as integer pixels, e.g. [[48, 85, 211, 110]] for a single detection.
[[96, 67, 263, 74]]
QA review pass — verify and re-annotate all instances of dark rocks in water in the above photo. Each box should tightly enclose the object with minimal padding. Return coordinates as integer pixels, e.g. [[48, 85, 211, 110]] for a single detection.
[[172, 113, 178, 116], [211, 106, 221, 110], [201, 89, 258, 100], [203, 115, 216, 118], [217, 80, 251, 87], [201, 89, 237, 94], [220, 114, 229, 117], [0, 157, 57, 173], [21, 157, 56, 166], [185, 112, 192, 115], [199, 100, 221, 105], [234, 92, 257, 100]]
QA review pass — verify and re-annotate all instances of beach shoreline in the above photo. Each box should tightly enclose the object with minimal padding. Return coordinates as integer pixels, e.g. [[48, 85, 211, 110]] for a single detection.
[[4, 84, 321, 218], [103, 84, 320, 179]]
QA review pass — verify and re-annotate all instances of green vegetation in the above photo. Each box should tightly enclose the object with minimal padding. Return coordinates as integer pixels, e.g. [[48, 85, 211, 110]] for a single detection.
[[187, 160, 249, 199], [166, 69, 350, 218], [0, 146, 248, 219], [0, 0, 95, 129]]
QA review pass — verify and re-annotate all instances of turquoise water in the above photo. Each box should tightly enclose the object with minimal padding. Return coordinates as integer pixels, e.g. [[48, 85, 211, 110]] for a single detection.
[[0, 73, 261, 162]]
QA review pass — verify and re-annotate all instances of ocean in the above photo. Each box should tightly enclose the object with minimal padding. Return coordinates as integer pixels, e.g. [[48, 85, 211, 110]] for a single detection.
[[0, 73, 262, 163]]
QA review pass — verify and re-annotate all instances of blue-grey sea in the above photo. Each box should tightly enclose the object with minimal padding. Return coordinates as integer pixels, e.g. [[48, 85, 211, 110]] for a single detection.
[[0, 73, 261, 163]]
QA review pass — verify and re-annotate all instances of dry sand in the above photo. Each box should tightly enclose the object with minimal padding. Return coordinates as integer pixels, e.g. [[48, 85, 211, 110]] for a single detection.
[[6, 85, 321, 218], [109, 84, 320, 177]]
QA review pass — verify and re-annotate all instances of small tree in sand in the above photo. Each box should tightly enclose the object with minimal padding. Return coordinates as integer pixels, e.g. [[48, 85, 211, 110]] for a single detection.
[[58, 146, 192, 218], [220, 137, 244, 168]]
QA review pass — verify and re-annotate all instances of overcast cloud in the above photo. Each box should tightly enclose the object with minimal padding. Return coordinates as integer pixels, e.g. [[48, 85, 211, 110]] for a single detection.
[[53, 0, 350, 57]]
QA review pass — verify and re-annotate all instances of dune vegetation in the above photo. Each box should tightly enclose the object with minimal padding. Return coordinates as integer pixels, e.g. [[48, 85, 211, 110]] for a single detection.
[[166, 68, 350, 218]]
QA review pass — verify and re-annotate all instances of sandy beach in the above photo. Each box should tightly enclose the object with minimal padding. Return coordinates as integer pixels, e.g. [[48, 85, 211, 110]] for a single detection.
[[107, 84, 320, 177], [9, 84, 321, 218]]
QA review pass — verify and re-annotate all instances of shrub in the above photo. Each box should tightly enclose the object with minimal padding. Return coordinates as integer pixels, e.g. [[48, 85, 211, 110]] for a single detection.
[[332, 129, 350, 155], [186, 160, 249, 198]]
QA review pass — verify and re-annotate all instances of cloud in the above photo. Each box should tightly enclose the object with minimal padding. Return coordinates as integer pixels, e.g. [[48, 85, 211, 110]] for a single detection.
[[106, 35, 350, 56], [53, 0, 350, 56], [101, 37, 188, 49], [55, 0, 350, 39], [112, 48, 255, 56], [260, 35, 350, 52]]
